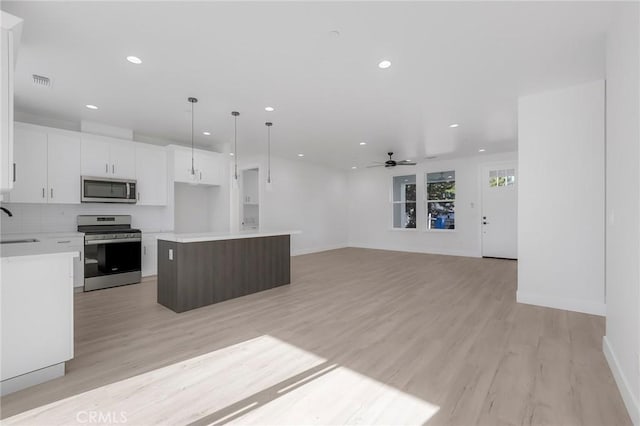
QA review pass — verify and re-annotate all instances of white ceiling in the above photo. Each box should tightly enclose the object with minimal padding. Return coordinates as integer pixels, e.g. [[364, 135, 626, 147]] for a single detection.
[[2, 1, 619, 169]]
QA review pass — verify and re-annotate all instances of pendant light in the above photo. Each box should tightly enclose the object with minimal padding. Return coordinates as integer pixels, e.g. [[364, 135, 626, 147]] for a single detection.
[[187, 97, 198, 181], [231, 111, 240, 181], [265, 122, 273, 187]]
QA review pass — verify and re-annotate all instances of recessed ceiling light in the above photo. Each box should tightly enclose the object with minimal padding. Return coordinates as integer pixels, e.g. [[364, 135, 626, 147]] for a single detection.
[[378, 60, 392, 69], [229, 153, 235, 156], [126, 56, 142, 64], [265, 106, 275, 112], [85, 104, 98, 110], [297, 154, 304, 157], [203, 131, 211, 136], [352, 166, 357, 169], [359, 142, 367, 146], [478, 148, 486, 152], [449, 123, 459, 128]]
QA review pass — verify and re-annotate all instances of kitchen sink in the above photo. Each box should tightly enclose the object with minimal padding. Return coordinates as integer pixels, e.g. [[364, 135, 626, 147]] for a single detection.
[[0, 238, 40, 244]]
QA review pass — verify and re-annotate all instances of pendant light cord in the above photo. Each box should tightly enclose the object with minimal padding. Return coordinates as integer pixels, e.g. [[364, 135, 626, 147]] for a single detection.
[[232, 111, 240, 180], [266, 122, 272, 184], [191, 101, 195, 175]]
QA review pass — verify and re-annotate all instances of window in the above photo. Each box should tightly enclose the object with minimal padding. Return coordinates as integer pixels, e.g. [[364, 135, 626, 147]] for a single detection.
[[489, 169, 515, 188], [392, 175, 416, 229], [426, 171, 455, 230]]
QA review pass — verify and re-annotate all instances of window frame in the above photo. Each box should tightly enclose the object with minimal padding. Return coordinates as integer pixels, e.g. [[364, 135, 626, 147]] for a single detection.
[[390, 173, 417, 230], [425, 170, 456, 232]]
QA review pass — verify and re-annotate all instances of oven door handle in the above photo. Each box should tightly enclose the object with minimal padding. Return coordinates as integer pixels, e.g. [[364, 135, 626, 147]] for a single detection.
[[85, 238, 142, 245], [126, 183, 131, 200]]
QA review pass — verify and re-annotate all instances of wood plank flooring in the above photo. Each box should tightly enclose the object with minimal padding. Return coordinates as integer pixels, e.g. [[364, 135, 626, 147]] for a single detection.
[[0, 248, 631, 425]]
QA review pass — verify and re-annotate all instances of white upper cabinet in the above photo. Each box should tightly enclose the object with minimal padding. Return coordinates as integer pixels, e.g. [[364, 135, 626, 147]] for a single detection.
[[10, 124, 81, 204], [199, 151, 224, 186], [109, 141, 135, 179], [10, 126, 48, 203], [81, 135, 135, 179], [135, 144, 167, 206], [0, 12, 23, 194], [80, 136, 110, 177], [170, 145, 225, 186], [47, 132, 81, 204]]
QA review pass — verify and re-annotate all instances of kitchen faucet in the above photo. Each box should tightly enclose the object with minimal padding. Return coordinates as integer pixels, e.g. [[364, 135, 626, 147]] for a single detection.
[[0, 207, 13, 217]]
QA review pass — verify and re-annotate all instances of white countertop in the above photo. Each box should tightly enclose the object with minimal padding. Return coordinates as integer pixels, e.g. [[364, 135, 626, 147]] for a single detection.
[[1, 232, 84, 258], [156, 230, 300, 243]]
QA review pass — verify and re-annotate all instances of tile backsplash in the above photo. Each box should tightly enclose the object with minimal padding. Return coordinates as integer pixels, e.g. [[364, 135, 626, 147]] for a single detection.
[[0, 203, 173, 234]]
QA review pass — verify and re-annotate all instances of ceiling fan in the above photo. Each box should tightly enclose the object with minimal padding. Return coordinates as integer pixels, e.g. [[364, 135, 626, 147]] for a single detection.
[[367, 152, 417, 168]]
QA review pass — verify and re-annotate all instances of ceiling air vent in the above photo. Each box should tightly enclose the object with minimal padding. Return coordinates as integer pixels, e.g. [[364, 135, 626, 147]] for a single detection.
[[32, 74, 52, 89]]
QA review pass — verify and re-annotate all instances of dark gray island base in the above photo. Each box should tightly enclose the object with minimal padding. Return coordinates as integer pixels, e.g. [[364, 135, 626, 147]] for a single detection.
[[157, 234, 291, 313]]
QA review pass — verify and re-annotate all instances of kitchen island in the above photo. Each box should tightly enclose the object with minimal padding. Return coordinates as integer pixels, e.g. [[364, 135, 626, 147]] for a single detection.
[[156, 231, 298, 313]]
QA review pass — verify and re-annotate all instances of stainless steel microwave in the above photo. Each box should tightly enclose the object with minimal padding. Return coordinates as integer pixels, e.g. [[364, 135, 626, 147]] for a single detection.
[[81, 177, 137, 203]]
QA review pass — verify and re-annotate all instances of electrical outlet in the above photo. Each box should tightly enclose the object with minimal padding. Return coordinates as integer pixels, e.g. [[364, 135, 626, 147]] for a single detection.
[[168, 249, 173, 261]]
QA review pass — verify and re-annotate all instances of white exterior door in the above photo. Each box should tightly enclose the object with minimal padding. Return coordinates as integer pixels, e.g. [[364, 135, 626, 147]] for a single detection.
[[47, 132, 81, 204], [481, 162, 518, 259]]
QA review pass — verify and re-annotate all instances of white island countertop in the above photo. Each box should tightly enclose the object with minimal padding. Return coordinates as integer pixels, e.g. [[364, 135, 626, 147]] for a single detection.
[[156, 230, 300, 243]]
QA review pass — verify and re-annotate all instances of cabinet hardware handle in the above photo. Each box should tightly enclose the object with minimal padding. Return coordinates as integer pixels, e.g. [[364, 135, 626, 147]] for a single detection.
[[12, 163, 16, 182], [138, 192, 140, 201], [112, 164, 115, 174], [200, 171, 202, 180], [105, 163, 108, 173], [51, 188, 54, 198], [57, 240, 71, 244], [42, 188, 45, 198]]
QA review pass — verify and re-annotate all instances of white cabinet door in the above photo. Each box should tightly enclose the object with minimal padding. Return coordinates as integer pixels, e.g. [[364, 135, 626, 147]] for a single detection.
[[135, 144, 167, 205], [47, 132, 81, 204], [109, 142, 135, 179], [198, 151, 222, 186], [10, 126, 48, 203], [141, 237, 158, 277], [0, 28, 14, 192], [81, 135, 111, 177], [173, 148, 196, 183]]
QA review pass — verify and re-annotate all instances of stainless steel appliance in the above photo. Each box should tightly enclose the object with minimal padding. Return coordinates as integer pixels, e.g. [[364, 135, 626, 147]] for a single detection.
[[81, 176, 137, 203], [78, 215, 141, 291]]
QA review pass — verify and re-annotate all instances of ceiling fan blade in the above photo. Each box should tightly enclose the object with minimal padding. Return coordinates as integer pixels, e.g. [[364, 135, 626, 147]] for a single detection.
[[397, 162, 417, 166], [366, 164, 385, 168]]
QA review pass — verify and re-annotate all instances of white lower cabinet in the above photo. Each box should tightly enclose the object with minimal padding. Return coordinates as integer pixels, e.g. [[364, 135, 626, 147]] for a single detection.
[[141, 236, 158, 277]]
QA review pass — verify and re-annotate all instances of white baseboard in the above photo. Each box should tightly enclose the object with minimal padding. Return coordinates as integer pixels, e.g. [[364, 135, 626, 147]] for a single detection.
[[291, 244, 348, 256], [516, 291, 606, 316], [603, 336, 640, 425], [348, 242, 480, 258], [1, 363, 65, 396]]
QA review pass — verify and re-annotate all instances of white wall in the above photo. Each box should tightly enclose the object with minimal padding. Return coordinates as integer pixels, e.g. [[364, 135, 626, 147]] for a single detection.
[[517, 80, 605, 316], [603, 4, 640, 424], [235, 155, 349, 255], [348, 152, 516, 257]]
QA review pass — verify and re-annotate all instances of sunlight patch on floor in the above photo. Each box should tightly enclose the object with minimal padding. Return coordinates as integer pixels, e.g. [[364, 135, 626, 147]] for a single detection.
[[3, 335, 438, 425]]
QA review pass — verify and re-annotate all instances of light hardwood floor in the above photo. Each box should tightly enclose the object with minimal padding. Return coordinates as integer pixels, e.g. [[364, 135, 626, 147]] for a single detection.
[[0, 248, 631, 425]]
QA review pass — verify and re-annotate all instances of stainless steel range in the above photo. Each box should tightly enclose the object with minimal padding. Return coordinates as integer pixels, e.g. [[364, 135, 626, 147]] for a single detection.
[[78, 215, 141, 292]]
